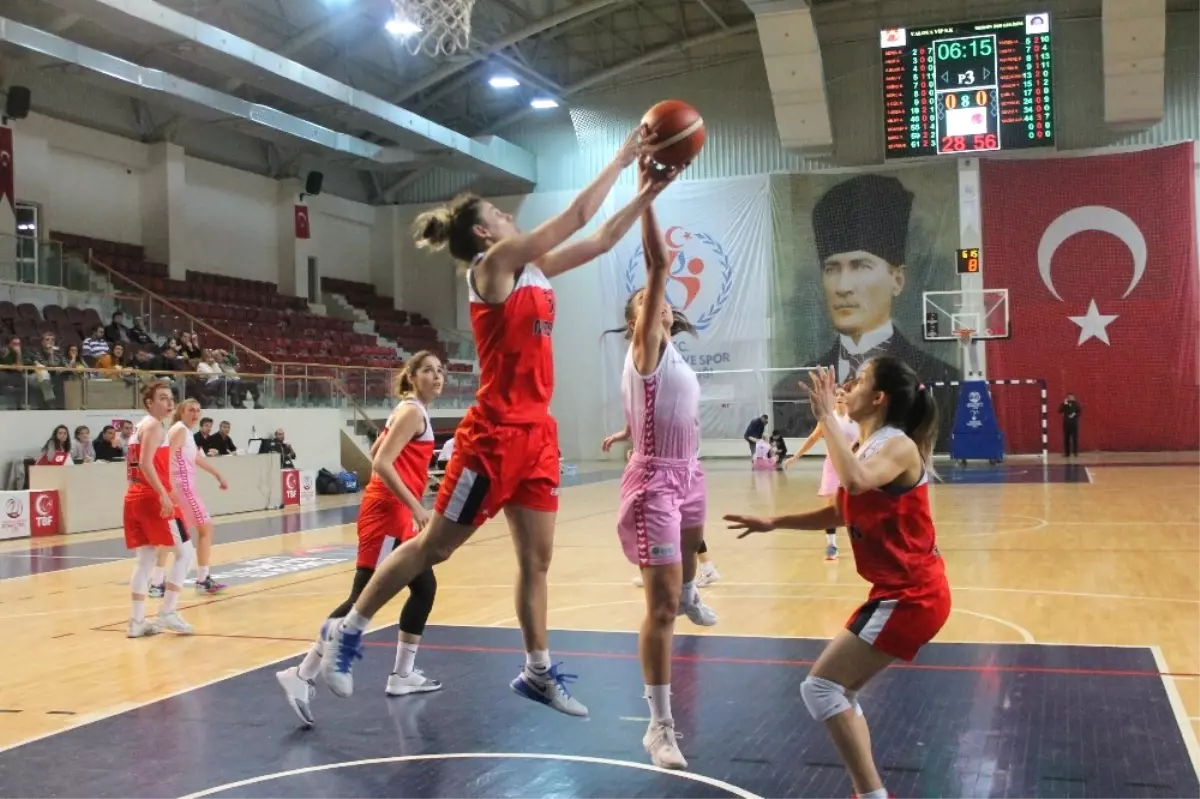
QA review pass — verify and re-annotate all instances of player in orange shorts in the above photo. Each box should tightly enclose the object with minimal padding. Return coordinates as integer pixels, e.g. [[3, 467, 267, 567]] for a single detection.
[[276, 351, 444, 726], [316, 128, 682, 717], [124, 379, 194, 638]]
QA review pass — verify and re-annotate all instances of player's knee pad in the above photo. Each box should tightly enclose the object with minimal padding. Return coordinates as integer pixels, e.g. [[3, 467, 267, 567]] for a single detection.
[[801, 675, 853, 722], [168, 539, 195, 586]]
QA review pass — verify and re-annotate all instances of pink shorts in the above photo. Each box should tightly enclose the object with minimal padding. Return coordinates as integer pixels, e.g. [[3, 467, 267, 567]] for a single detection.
[[617, 455, 706, 567], [171, 487, 211, 531], [817, 457, 841, 497]]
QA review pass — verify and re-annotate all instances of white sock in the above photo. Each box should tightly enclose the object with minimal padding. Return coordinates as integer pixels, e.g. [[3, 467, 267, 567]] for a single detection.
[[161, 588, 180, 614], [680, 580, 698, 607], [298, 643, 322, 681], [525, 649, 551, 674], [132, 599, 146, 623], [197, 566, 210, 582], [340, 609, 370, 633], [859, 788, 888, 799], [645, 684, 672, 724], [151, 566, 165, 584], [395, 641, 420, 676], [825, 531, 837, 547]]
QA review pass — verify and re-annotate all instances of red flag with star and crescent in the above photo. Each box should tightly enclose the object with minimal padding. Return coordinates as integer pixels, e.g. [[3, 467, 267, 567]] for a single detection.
[[294, 204, 310, 240], [0, 126, 14, 209], [982, 142, 1198, 452]]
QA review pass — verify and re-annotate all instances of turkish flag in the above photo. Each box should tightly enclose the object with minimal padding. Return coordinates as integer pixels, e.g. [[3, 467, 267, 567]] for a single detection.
[[0, 126, 13, 209], [982, 143, 1198, 452], [294, 204, 310, 239]]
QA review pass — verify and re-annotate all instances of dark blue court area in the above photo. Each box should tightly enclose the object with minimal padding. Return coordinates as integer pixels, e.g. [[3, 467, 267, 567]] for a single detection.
[[938, 462, 1093, 484], [1, 626, 1195, 798]]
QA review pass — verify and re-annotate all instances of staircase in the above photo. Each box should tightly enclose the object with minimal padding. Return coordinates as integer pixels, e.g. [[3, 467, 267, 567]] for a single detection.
[[324, 292, 405, 357]]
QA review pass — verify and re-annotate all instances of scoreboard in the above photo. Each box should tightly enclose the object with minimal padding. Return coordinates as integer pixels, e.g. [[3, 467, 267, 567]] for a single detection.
[[882, 14, 1054, 159]]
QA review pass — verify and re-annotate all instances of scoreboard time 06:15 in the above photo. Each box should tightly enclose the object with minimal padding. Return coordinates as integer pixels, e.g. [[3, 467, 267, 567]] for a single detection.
[[881, 14, 1055, 159]]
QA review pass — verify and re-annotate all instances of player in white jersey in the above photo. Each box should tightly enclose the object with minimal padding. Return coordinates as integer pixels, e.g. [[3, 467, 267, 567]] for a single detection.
[[785, 386, 861, 560], [167, 399, 229, 593], [601, 157, 713, 770]]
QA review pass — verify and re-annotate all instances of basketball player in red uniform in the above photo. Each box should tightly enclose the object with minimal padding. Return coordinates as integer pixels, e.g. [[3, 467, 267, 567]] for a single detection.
[[277, 352, 444, 726], [725, 357, 949, 799], [124, 380, 194, 638], [318, 128, 682, 717]]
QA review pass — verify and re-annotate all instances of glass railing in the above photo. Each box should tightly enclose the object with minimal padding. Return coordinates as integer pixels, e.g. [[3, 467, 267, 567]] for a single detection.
[[0, 234, 110, 294], [273, 362, 478, 410]]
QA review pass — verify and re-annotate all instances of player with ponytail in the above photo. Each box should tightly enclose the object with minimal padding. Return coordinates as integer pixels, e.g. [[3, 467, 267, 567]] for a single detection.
[[724, 356, 949, 799]]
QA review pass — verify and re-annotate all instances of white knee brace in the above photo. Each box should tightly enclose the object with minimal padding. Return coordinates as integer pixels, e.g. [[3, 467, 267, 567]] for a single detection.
[[168, 539, 194, 588], [801, 676, 858, 722]]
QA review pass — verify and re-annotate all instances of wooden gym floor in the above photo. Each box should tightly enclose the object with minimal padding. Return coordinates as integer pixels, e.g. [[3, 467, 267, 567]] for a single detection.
[[0, 453, 1196, 797]]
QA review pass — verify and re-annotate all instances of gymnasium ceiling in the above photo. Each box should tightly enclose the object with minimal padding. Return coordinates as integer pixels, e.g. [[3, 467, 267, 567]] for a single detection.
[[0, 0, 1195, 204]]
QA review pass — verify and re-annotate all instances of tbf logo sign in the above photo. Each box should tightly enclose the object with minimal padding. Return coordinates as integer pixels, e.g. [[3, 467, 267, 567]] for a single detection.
[[282, 470, 301, 507], [0, 490, 60, 539]]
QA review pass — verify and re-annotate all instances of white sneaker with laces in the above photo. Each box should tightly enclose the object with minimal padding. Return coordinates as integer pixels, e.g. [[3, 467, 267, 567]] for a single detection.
[[678, 598, 718, 626], [127, 618, 160, 638], [386, 669, 443, 696], [643, 720, 688, 769], [276, 666, 316, 727], [155, 611, 193, 635], [510, 664, 589, 717], [696, 564, 721, 586]]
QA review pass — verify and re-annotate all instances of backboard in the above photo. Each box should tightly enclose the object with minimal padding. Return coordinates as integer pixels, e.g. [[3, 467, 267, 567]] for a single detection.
[[922, 289, 1010, 341]]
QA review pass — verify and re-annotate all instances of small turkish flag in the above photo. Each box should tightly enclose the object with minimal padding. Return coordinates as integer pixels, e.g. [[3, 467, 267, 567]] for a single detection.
[[0, 126, 13, 210], [294, 204, 310, 239]]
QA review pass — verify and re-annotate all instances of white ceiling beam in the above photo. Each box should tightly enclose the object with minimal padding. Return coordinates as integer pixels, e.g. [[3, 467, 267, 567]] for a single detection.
[[693, 0, 729, 28]]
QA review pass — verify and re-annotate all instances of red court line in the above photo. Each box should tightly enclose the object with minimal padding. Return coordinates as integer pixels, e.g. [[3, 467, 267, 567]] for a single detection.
[[90, 627, 1200, 680]]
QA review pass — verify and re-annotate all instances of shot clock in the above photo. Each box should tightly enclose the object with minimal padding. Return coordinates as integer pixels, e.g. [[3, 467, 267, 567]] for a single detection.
[[956, 248, 981, 274], [882, 14, 1054, 159]]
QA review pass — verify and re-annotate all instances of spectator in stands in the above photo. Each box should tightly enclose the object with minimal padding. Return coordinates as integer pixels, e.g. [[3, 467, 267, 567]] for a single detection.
[[116, 420, 134, 449], [63, 343, 86, 379], [30, 332, 65, 408], [39, 425, 72, 466], [209, 420, 237, 456], [128, 316, 155, 346], [105, 311, 131, 345], [1, 334, 38, 408], [258, 428, 295, 469], [94, 425, 124, 461], [95, 342, 134, 382], [195, 417, 217, 455], [82, 325, 110, 362], [180, 331, 202, 360], [71, 425, 95, 463], [165, 335, 184, 354], [213, 348, 260, 408]]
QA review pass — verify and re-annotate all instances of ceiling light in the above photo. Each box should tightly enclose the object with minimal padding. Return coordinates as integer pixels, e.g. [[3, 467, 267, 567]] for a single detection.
[[530, 98, 559, 109], [488, 76, 520, 89], [386, 17, 421, 36]]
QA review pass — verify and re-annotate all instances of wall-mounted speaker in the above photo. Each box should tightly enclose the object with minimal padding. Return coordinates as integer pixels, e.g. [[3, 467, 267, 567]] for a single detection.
[[304, 171, 324, 196], [5, 86, 31, 120]]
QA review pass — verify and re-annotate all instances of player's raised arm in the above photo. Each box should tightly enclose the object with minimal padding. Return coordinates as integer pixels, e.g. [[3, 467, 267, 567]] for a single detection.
[[630, 158, 674, 374]]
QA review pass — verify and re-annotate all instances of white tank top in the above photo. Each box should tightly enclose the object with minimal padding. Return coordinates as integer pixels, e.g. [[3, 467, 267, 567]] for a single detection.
[[830, 412, 861, 450], [622, 340, 700, 461]]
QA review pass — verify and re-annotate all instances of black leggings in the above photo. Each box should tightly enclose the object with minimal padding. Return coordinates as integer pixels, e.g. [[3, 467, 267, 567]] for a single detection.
[[329, 557, 438, 636]]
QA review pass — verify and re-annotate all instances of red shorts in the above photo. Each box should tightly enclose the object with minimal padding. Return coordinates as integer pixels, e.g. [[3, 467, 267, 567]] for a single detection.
[[356, 492, 416, 569], [124, 492, 187, 550], [845, 581, 951, 661], [435, 410, 559, 527]]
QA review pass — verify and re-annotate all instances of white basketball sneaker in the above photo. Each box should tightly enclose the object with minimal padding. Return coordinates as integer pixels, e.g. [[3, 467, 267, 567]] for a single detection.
[[385, 669, 443, 696], [276, 666, 316, 727], [155, 611, 193, 635], [643, 720, 688, 769]]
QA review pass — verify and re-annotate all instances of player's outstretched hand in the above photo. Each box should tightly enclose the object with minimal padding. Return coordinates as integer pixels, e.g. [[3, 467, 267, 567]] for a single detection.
[[800, 366, 839, 418], [724, 513, 775, 538], [601, 430, 627, 453], [638, 156, 686, 198], [617, 124, 650, 168]]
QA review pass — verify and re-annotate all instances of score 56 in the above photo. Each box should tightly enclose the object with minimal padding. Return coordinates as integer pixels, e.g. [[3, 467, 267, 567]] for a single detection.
[[956, 248, 981, 274]]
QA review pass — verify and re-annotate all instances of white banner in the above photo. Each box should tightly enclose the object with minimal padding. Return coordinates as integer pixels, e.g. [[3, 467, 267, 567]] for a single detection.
[[0, 490, 62, 540], [299, 469, 317, 506], [597, 175, 773, 439]]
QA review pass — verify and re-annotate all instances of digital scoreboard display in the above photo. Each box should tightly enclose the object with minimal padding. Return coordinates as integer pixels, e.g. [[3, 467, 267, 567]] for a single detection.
[[882, 14, 1054, 159], [956, 248, 981, 274]]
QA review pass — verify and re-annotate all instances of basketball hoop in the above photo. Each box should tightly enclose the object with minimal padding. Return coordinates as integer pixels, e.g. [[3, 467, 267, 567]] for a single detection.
[[953, 328, 975, 345], [391, 0, 475, 57]]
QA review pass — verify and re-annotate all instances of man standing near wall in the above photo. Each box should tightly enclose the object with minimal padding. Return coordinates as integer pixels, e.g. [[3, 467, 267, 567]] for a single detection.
[[1059, 393, 1082, 457]]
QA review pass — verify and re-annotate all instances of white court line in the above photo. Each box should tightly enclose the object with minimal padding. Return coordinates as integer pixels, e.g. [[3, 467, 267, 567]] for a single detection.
[[0, 554, 126, 560], [1151, 645, 1200, 779], [177, 752, 763, 799]]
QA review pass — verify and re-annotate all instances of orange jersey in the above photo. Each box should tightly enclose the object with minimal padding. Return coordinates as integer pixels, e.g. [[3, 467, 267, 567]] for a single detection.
[[468, 263, 555, 424], [125, 415, 172, 498], [363, 399, 435, 502]]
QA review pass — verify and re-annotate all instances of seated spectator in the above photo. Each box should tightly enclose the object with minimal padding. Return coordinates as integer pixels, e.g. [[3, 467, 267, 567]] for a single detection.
[[82, 325, 110, 361], [0, 334, 38, 408], [105, 311, 131, 346], [94, 425, 125, 461], [62, 344, 87, 379], [128, 316, 155, 346], [116, 420, 134, 449], [38, 425, 72, 466], [208, 420, 237, 456], [71, 425, 96, 463], [180, 331, 202, 360], [195, 417, 216, 455], [196, 349, 231, 406], [94, 343, 135, 382], [258, 428, 296, 469], [30, 332, 65, 408], [214, 349, 261, 408]]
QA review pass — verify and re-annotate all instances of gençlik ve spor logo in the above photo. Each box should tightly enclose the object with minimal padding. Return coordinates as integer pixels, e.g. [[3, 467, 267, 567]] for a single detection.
[[623, 226, 733, 332]]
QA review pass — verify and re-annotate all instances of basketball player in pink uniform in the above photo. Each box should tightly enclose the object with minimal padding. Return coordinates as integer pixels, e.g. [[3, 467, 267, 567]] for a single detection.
[[603, 160, 715, 769], [167, 399, 229, 595], [317, 129, 681, 717], [124, 380, 193, 638], [726, 358, 950, 799], [785, 386, 860, 560]]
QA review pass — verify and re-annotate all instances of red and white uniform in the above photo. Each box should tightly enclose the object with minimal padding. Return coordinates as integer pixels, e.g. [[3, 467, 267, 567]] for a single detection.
[[838, 426, 951, 661], [357, 399, 435, 568], [123, 415, 183, 549], [435, 262, 559, 526]]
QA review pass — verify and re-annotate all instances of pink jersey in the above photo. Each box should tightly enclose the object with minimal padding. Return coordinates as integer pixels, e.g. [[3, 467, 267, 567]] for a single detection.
[[622, 340, 701, 461]]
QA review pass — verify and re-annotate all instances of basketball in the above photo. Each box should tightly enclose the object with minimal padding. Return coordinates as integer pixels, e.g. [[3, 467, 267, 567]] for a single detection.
[[641, 100, 705, 168]]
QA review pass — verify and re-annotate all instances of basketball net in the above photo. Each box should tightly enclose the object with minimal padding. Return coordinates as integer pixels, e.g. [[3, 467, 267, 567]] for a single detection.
[[391, 0, 474, 57], [955, 328, 981, 378]]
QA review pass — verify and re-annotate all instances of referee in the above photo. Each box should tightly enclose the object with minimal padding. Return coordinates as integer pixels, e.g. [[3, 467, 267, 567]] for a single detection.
[[1058, 393, 1082, 457]]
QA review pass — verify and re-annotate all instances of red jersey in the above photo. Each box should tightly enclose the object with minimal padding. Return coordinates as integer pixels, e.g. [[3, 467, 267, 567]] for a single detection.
[[363, 399, 435, 502], [839, 427, 946, 599], [126, 415, 172, 498], [468, 262, 555, 424]]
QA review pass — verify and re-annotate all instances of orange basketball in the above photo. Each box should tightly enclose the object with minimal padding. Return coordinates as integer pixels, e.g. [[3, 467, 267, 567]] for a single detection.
[[641, 100, 705, 168]]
